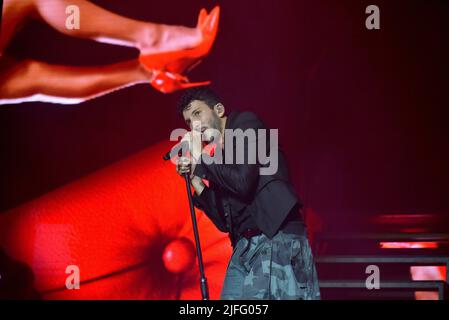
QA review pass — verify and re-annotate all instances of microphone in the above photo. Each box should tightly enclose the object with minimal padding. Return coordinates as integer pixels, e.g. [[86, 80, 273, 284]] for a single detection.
[[162, 140, 190, 161]]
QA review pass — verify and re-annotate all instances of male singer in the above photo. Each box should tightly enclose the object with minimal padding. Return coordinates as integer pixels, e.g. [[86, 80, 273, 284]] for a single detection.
[[175, 87, 320, 300]]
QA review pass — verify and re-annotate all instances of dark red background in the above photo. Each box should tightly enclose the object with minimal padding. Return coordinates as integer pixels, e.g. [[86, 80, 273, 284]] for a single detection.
[[1, 0, 448, 231]]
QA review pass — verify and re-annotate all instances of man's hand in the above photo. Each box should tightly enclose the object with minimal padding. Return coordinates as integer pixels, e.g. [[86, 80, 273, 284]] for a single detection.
[[176, 156, 193, 178], [176, 156, 206, 196], [180, 130, 203, 164], [176, 130, 203, 176]]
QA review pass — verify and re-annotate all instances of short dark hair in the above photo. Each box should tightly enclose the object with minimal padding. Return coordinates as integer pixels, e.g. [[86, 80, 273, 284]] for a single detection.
[[177, 86, 221, 117]]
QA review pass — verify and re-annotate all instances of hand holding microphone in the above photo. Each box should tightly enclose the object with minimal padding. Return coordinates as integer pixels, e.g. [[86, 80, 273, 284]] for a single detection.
[[174, 130, 203, 179]]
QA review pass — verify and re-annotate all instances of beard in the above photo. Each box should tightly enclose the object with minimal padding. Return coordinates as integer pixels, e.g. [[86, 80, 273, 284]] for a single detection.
[[202, 114, 222, 144]]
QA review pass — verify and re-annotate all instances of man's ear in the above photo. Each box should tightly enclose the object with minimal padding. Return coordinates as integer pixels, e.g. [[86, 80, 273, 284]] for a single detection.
[[214, 103, 225, 118]]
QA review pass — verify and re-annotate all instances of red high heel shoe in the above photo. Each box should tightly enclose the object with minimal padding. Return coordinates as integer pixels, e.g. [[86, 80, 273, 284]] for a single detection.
[[197, 8, 207, 28], [150, 70, 210, 94], [139, 6, 220, 76]]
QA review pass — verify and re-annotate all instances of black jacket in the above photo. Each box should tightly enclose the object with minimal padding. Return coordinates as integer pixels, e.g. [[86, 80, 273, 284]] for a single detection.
[[192, 111, 302, 240]]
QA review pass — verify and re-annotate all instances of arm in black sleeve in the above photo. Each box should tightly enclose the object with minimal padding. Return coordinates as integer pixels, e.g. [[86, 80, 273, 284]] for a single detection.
[[193, 112, 266, 200], [194, 158, 259, 199], [192, 186, 228, 232]]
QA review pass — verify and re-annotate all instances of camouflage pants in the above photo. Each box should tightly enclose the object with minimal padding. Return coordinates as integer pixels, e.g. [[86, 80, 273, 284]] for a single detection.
[[220, 228, 321, 300]]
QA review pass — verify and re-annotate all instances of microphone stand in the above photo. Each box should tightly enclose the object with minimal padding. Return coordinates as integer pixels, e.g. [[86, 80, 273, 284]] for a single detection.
[[182, 172, 209, 300]]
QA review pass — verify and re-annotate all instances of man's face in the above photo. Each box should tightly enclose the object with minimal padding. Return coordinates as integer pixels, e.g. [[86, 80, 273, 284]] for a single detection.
[[182, 100, 222, 142]]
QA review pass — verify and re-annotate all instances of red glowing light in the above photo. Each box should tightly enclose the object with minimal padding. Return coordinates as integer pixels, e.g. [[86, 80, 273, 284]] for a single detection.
[[379, 242, 439, 249]]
